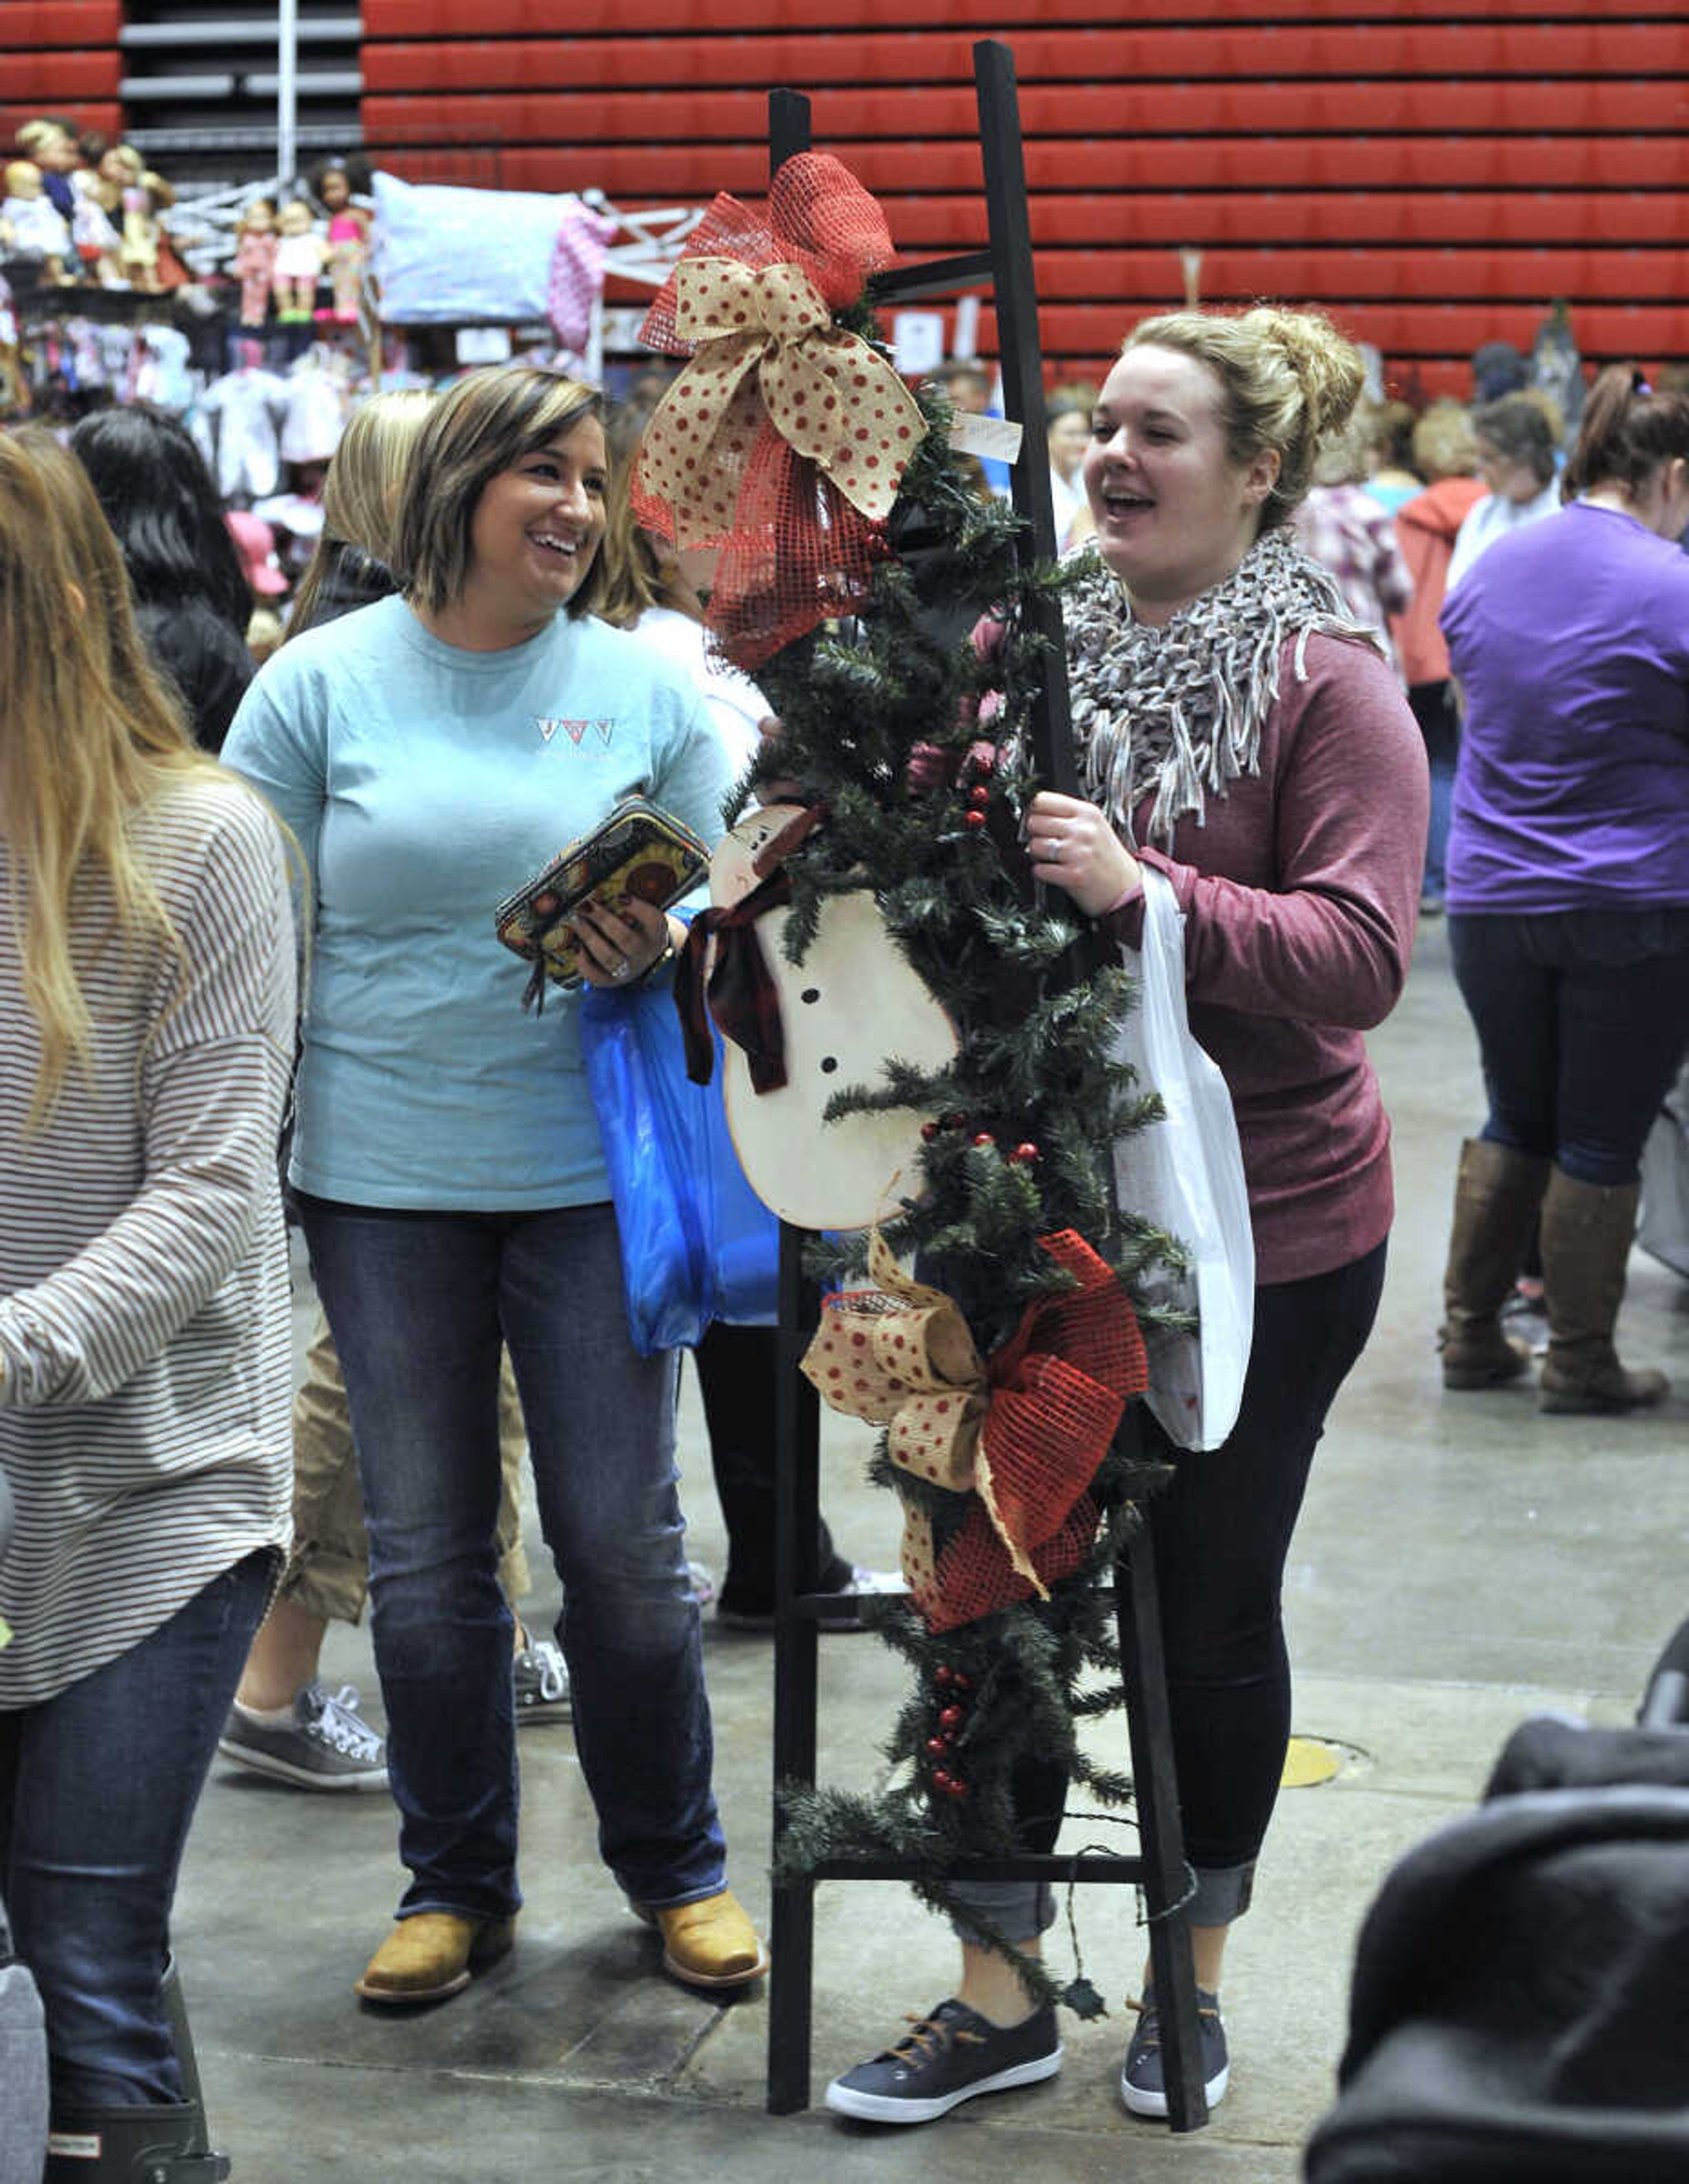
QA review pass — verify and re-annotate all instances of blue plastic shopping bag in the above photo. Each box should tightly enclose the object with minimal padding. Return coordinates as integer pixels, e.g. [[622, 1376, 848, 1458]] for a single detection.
[[580, 981, 778, 1356]]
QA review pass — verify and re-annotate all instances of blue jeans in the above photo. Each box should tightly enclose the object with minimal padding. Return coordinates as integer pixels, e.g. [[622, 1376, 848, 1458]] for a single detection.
[[0, 1549, 274, 2108], [1409, 681, 1459, 895], [1448, 908, 1689, 1186], [297, 1195, 726, 1921]]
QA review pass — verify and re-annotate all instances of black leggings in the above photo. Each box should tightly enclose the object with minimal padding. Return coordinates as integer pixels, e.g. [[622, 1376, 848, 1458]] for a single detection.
[[692, 1321, 850, 1613], [1141, 1241, 1387, 1880], [1448, 906, 1689, 1187], [949, 1242, 1387, 1941]]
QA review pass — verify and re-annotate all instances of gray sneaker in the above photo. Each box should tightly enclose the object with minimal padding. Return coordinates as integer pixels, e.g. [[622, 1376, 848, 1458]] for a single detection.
[[218, 1679, 388, 1791], [512, 1634, 571, 1724]]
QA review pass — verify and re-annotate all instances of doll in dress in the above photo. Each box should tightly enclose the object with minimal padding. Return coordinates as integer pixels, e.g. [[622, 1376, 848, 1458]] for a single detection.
[[62, 141, 125, 287], [1, 160, 73, 283], [70, 183, 123, 286], [232, 197, 278, 328], [271, 199, 325, 322], [110, 147, 164, 294], [15, 119, 80, 238], [314, 160, 371, 326]]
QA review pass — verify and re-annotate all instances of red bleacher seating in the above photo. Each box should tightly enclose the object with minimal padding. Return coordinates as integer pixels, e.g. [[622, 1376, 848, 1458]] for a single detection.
[[10, 0, 1678, 402], [0, 0, 123, 172], [351, 0, 1688, 388], [363, 0, 1686, 32], [0, 0, 121, 41]]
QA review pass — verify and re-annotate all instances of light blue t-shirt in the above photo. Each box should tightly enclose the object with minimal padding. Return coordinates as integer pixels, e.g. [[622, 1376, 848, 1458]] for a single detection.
[[223, 595, 737, 1210]]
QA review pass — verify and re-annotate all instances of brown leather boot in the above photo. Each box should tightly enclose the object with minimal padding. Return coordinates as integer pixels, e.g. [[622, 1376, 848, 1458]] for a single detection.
[[1538, 1169, 1670, 1413], [354, 1911, 516, 2004], [1439, 1138, 1550, 1388], [634, 1889, 769, 1990]]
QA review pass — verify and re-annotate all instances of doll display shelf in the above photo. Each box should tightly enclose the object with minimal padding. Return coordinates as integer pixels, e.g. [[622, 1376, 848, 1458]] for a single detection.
[[4, 279, 209, 326]]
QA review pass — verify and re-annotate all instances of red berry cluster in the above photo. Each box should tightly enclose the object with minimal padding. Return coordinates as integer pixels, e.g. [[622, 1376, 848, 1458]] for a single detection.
[[919, 1113, 1040, 1167], [926, 1663, 974, 1801], [961, 746, 994, 833]]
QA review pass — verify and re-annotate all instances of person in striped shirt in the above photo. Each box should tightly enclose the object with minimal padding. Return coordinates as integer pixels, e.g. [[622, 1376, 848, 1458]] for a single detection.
[[0, 428, 298, 2175]]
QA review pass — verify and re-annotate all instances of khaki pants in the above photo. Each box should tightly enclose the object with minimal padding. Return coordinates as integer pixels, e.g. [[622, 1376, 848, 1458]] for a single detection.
[[280, 1307, 530, 1623]]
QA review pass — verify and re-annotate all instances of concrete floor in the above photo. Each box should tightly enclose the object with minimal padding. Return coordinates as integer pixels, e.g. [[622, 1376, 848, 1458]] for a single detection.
[[177, 916, 1689, 2181]]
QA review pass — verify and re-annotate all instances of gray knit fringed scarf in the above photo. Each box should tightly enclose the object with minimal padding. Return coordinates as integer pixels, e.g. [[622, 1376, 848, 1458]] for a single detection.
[[1059, 527, 1386, 849]]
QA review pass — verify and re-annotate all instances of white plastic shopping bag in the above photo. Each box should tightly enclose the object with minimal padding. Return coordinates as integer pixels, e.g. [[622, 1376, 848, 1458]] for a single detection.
[[1638, 1058, 1689, 1280], [1110, 866, 1254, 1450]]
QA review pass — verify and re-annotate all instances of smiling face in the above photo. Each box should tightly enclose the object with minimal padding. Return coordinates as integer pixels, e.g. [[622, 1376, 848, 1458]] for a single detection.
[[1082, 344, 1280, 624], [459, 415, 609, 639]]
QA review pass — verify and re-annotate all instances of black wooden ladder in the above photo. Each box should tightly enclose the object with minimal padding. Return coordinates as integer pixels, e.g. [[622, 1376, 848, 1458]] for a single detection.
[[762, 40, 1210, 2134]]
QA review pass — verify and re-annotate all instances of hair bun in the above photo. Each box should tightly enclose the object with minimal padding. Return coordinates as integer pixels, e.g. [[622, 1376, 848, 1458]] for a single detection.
[[1241, 307, 1365, 444]]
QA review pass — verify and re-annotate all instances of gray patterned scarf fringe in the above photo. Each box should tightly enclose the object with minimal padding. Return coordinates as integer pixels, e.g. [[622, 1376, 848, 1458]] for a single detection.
[[1057, 526, 1385, 849]]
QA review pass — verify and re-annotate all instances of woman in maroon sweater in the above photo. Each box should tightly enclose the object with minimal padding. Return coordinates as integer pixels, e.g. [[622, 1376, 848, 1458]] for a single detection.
[[828, 308, 1427, 2129]]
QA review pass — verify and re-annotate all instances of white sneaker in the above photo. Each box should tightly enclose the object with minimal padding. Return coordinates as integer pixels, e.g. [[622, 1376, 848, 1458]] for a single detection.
[[512, 1635, 570, 1723]]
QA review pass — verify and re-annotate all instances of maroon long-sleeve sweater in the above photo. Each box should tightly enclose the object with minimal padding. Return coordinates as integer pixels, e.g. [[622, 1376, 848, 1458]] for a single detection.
[[1103, 632, 1428, 1285]]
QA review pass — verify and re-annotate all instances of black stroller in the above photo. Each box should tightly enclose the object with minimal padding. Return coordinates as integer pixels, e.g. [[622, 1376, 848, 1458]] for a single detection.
[[1305, 1620, 1689, 2182]]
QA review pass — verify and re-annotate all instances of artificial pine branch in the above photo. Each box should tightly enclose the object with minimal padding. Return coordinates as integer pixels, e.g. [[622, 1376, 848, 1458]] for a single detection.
[[730, 289, 1191, 2016]]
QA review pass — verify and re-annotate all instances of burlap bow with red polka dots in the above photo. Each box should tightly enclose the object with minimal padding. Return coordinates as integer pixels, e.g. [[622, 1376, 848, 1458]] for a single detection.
[[801, 1229, 1148, 1618], [636, 256, 925, 542], [631, 154, 928, 669]]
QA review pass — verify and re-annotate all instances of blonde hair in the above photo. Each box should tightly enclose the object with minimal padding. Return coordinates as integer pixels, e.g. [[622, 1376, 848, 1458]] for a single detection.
[[1411, 400, 1478, 482], [246, 607, 285, 662], [1310, 413, 1373, 489], [594, 405, 691, 631], [5, 159, 39, 195], [14, 121, 66, 160], [0, 430, 228, 1127], [391, 366, 605, 618], [287, 387, 435, 634], [1122, 305, 1366, 529]]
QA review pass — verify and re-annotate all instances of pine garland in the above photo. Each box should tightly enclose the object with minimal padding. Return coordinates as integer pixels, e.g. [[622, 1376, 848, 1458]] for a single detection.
[[735, 369, 1181, 2005]]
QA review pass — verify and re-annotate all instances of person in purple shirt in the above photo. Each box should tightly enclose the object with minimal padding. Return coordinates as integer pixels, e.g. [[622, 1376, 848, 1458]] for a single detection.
[[1437, 366, 1689, 1414]]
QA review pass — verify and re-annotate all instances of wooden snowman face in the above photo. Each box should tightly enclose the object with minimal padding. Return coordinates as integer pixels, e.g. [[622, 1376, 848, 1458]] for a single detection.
[[711, 806, 959, 1231]]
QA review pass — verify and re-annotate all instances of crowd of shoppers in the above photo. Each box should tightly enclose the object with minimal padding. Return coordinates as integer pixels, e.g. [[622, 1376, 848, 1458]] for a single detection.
[[0, 306, 1684, 2177]]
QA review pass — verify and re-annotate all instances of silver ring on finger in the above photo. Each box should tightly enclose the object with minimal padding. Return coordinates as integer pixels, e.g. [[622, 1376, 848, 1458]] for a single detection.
[[613, 957, 632, 980]]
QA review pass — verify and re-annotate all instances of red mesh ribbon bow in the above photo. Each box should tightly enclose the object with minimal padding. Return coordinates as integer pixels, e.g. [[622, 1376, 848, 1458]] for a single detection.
[[801, 1230, 1148, 1629], [632, 154, 927, 670]]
